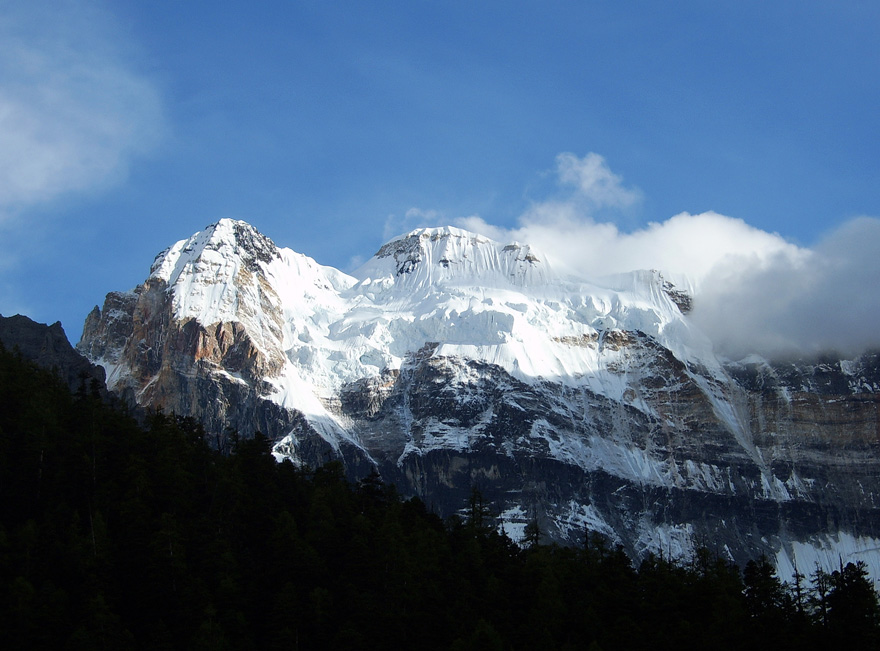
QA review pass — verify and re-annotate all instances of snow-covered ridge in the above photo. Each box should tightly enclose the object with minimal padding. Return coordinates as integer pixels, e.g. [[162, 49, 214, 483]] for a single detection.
[[354, 226, 554, 290], [142, 220, 707, 393], [130, 219, 714, 447], [137, 221, 726, 482], [145, 219, 355, 358]]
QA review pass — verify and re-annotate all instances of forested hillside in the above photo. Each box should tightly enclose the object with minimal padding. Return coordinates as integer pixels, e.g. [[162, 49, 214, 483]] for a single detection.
[[1, 342, 877, 650]]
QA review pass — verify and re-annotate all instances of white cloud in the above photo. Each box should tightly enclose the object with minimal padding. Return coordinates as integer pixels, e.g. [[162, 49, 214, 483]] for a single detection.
[[457, 209, 805, 288], [452, 152, 880, 359], [457, 154, 807, 286], [691, 216, 880, 358], [0, 0, 164, 217], [553, 151, 642, 210]]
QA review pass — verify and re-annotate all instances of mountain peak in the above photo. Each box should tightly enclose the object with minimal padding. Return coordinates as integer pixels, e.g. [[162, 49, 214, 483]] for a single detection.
[[358, 225, 550, 287], [374, 226, 492, 272], [150, 219, 280, 286]]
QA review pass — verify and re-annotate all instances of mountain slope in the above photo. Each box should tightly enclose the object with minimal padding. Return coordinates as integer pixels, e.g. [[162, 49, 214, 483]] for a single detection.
[[78, 219, 880, 579]]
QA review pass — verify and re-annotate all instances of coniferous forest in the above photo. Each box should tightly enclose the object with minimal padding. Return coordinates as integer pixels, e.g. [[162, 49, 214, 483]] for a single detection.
[[2, 342, 879, 650]]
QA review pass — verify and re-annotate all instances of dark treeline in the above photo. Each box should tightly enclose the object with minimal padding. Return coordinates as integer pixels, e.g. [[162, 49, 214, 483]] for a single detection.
[[1, 343, 879, 650]]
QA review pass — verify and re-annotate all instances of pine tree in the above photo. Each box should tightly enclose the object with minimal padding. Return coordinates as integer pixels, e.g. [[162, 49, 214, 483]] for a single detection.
[[524, 516, 542, 548], [742, 555, 788, 618], [826, 561, 880, 649]]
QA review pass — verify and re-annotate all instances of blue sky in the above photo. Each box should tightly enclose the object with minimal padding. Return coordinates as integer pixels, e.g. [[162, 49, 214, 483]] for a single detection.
[[1, 0, 879, 355]]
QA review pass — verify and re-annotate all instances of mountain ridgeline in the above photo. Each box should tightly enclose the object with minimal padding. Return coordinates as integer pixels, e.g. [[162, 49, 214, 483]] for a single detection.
[[77, 219, 880, 579]]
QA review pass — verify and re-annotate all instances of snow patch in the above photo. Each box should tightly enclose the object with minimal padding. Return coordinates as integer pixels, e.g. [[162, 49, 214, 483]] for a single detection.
[[775, 532, 880, 587], [498, 505, 528, 544], [555, 500, 619, 544], [636, 521, 696, 562]]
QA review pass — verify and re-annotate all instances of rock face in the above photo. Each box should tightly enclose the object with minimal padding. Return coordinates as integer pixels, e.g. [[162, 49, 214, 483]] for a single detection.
[[77, 219, 880, 579]]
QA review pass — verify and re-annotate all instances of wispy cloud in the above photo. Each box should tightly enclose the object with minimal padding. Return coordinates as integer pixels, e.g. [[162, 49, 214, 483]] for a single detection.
[[454, 152, 880, 359], [0, 0, 164, 218], [553, 151, 642, 210], [383, 207, 445, 240]]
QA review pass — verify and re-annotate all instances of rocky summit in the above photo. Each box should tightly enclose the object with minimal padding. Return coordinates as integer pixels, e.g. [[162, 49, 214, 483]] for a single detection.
[[78, 218, 880, 580]]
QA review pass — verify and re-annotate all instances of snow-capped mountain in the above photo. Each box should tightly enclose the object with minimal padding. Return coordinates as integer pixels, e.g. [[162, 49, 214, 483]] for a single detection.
[[78, 219, 880, 580]]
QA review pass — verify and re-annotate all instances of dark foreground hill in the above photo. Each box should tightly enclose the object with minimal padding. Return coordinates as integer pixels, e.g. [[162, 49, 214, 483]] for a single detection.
[[0, 313, 107, 398]]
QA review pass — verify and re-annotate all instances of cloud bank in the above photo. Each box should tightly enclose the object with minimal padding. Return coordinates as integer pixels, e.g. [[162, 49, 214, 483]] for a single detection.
[[0, 1, 164, 217], [446, 152, 880, 359], [691, 217, 880, 358]]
